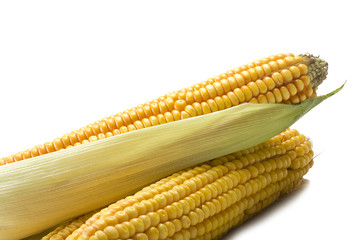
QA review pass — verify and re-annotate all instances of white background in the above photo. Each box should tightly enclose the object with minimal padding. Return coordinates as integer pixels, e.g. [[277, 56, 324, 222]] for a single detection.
[[0, 1, 361, 239]]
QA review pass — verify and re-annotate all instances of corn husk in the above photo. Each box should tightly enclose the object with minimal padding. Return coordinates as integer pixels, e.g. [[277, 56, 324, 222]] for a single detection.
[[0, 85, 343, 240]]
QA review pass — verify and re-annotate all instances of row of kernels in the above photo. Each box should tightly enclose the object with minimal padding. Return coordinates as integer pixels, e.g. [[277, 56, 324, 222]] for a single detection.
[[249, 129, 295, 151], [190, 214, 236, 240], [289, 161, 313, 186], [126, 98, 176, 117], [254, 74, 312, 104], [279, 129, 299, 141], [182, 93, 240, 116], [265, 63, 307, 88], [244, 168, 287, 199], [229, 53, 293, 76], [253, 155, 292, 177], [43, 218, 87, 240], [245, 190, 281, 217], [281, 82, 312, 105], [245, 181, 283, 215], [290, 151, 314, 170], [225, 79, 313, 106], [190, 204, 243, 239], [289, 92, 307, 104], [248, 88, 289, 104], [294, 141, 312, 157], [231, 55, 302, 82], [280, 134, 306, 151]]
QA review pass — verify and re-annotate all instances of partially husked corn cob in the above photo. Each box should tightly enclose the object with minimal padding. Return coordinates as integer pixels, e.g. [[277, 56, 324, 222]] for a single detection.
[[41, 128, 313, 240], [0, 53, 327, 166]]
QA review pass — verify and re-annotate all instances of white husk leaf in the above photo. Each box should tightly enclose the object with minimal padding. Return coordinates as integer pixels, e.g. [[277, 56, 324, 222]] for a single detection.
[[0, 86, 342, 240]]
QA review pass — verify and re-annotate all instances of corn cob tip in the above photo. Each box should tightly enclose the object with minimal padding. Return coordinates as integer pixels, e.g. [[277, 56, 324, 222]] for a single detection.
[[301, 53, 328, 91]]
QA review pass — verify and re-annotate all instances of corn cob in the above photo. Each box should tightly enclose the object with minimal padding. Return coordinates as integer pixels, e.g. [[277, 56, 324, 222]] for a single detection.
[[0, 53, 327, 166], [41, 128, 313, 240]]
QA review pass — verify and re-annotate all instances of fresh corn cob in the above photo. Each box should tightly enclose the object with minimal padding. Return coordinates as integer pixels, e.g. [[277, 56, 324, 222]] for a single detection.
[[41, 128, 313, 240], [0, 53, 327, 166]]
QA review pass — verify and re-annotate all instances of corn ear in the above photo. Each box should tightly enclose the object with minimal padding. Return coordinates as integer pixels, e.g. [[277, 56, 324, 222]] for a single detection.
[[40, 128, 313, 240], [0, 84, 343, 240], [0, 53, 327, 166]]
